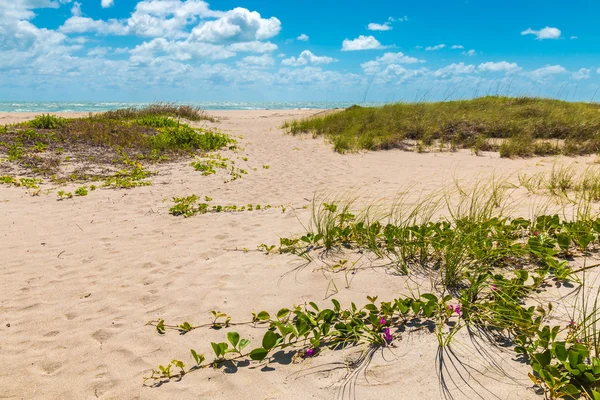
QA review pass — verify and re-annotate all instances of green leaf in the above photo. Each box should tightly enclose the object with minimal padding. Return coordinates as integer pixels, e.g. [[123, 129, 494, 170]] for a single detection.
[[262, 330, 281, 350], [331, 299, 341, 311], [227, 331, 240, 348], [239, 339, 250, 350], [256, 311, 270, 321], [554, 342, 567, 362], [190, 349, 205, 366], [421, 293, 438, 303], [561, 384, 581, 396], [276, 308, 290, 319], [211, 342, 222, 357], [557, 233, 571, 251], [249, 347, 269, 361], [533, 350, 551, 368]]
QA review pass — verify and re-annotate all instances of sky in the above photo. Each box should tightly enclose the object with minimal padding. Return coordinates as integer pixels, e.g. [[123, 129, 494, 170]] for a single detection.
[[0, 0, 599, 102]]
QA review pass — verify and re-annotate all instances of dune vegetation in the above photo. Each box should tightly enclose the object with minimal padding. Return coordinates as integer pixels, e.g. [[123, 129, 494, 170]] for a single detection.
[[0, 104, 233, 188], [151, 173, 600, 399], [284, 96, 600, 157]]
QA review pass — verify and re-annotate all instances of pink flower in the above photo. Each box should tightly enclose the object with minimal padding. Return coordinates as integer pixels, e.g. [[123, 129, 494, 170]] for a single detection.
[[491, 284, 497, 291], [455, 305, 461, 315], [533, 231, 540, 236], [383, 328, 393, 343], [305, 348, 316, 357], [448, 305, 454, 311], [379, 317, 387, 325]]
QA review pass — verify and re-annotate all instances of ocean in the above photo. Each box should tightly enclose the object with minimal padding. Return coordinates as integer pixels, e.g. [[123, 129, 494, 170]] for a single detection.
[[0, 101, 386, 113]]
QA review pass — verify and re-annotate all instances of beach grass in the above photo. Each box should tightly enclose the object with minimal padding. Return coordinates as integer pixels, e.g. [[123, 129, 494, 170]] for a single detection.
[[284, 96, 600, 156], [0, 104, 230, 183]]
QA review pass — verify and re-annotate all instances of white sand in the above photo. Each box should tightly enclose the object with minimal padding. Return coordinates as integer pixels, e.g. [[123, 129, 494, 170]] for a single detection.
[[1, 110, 589, 399]]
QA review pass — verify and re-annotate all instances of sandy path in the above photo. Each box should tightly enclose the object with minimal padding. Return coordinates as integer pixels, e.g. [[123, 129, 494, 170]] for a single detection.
[[0, 110, 589, 399]]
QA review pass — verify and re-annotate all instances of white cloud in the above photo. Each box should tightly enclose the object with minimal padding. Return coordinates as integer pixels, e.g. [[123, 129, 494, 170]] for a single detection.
[[570, 36, 578, 40], [60, 16, 129, 35], [297, 33, 309, 41], [361, 51, 424, 74], [228, 41, 277, 53], [572, 68, 591, 80], [451, 45, 464, 49], [129, 37, 234, 64], [463, 49, 476, 56], [478, 61, 520, 73], [521, 26, 561, 40], [71, 1, 81, 16], [368, 22, 392, 31], [368, 16, 401, 31], [529, 64, 567, 79], [425, 44, 446, 51], [189, 7, 280, 43], [101, 0, 114, 8], [433, 62, 475, 77], [341, 35, 385, 51], [237, 54, 274, 67], [281, 50, 336, 66]]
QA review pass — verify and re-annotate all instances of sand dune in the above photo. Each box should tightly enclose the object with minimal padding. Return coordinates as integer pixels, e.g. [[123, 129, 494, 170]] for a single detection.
[[1, 110, 590, 399]]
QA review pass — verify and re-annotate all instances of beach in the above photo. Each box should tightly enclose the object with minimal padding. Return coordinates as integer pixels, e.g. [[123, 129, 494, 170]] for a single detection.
[[1, 110, 593, 399]]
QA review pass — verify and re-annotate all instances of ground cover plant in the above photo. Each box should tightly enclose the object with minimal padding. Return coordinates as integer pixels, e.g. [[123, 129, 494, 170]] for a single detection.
[[283, 96, 600, 156], [0, 104, 231, 187], [169, 195, 272, 217], [148, 183, 600, 399]]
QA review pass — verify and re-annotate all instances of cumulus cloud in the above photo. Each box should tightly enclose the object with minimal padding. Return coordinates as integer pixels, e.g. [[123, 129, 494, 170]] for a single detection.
[[189, 7, 280, 43], [297, 33, 309, 41], [60, 16, 129, 35], [361, 51, 424, 74], [368, 22, 392, 31], [368, 16, 402, 31], [425, 44, 446, 51], [529, 64, 567, 79], [478, 61, 520, 73], [281, 50, 336, 66], [228, 41, 277, 53], [433, 62, 475, 77], [462, 49, 476, 56], [341, 35, 385, 51], [71, 1, 81, 16], [572, 68, 591, 80], [521, 26, 561, 40], [570, 36, 578, 40], [451, 45, 464, 49], [237, 54, 274, 67], [101, 0, 114, 8]]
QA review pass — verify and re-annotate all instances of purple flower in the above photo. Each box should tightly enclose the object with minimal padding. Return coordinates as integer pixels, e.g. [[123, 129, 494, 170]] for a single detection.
[[533, 231, 540, 236], [305, 348, 316, 357], [455, 305, 461, 315], [448, 304, 454, 312], [379, 317, 387, 325], [491, 284, 497, 291], [383, 328, 393, 343], [568, 320, 576, 328]]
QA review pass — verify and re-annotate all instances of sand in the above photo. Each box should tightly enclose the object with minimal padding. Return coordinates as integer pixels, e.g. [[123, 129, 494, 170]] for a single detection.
[[0, 110, 591, 399]]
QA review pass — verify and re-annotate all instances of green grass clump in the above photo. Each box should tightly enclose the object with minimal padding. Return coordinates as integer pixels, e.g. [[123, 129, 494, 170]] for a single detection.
[[0, 104, 230, 185], [98, 103, 216, 122], [285, 96, 600, 156], [28, 114, 68, 129]]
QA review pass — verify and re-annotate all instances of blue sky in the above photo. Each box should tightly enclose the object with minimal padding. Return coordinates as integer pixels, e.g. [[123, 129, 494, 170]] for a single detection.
[[1, 0, 598, 102]]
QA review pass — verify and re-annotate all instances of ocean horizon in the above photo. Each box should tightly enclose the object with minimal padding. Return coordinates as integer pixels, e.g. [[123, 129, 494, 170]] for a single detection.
[[0, 101, 387, 113]]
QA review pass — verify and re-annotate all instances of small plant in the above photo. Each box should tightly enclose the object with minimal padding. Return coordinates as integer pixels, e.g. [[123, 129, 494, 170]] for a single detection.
[[28, 114, 67, 129], [74, 186, 88, 196], [57, 190, 73, 200]]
